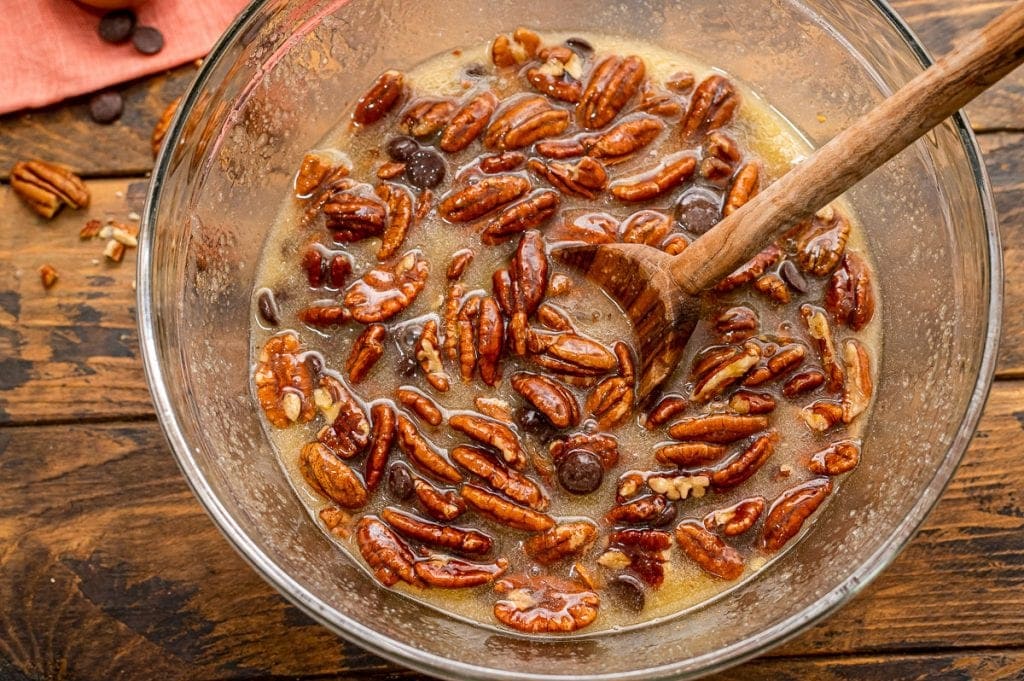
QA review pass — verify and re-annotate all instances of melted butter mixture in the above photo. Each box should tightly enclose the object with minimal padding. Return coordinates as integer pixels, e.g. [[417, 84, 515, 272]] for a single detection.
[[250, 32, 881, 634]]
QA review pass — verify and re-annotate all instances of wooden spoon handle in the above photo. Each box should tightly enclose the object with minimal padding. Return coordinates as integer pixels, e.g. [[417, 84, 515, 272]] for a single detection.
[[670, 1, 1024, 294]]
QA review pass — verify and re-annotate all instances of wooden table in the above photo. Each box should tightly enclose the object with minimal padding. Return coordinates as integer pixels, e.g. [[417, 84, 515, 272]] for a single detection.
[[2, 2, 1023, 679]]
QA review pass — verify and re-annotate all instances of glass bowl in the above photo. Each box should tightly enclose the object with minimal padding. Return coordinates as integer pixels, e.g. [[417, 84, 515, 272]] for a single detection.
[[137, 1, 1002, 678]]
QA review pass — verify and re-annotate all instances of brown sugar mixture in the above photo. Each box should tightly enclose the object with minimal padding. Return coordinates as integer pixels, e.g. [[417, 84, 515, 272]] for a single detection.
[[249, 29, 879, 634]]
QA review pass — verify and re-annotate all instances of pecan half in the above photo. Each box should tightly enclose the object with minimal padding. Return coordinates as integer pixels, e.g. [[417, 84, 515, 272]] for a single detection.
[[645, 394, 688, 429], [800, 400, 845, 432], [551, 211, 618, 243], [477, 296, 505, 386], [668, 414, 769, 443], [323, 189, 387, 242], [396, 414, 462, 483], [440, 91, 499, 153], [801, 304, 844, 391], [480, 151, 527, 174], [343, 250, 429, 323], [691, 341, 761, 403], [300, 442, 368, 509], [449, 413, 528, 470], [461, 484, 555, 532], [577, 55, 645, 129], [841, 339, 873, 423], [397, 387, 444, 426], [609, 153, 696, 202], [723, 162, 760, 216], [524, 522, 598, 564], [635, 81, 682, 117], [680, 75, 739, 139], [587, 115, 665, 162], [675, 520, 744, 580], [474, 397, 515, 424], [528, 330, 617, 375], [537, 302, 575, 331], [511, 372, 580, 429], [526, 57, 584, 103], [645, 472, 711, 501], [415, 319, 451, 392], [605, 494, 670, 525], [442, 283, 466, 361], [762, 478, 833, 551], [710, 431, 778, 489], [492, 269, 514, 316], [510, 230, 549, 354], [295, 152, 347, 197], [729, 390, 777, 415], [302, 244, 352, 289], [400, 97, 456, 137], [414, 478, 467, 521], [356, 516, 421, 586], [808, 439, 861, 475], [619, 209, 673, 245], [655, 442, 727, 467], [585, 374, 634, 429], [10, 160, 90, 218], [782, 369, 825, 397], [298, 305, 351, 328], [704, 496, 766, 536], [796, 206, 850, 275], [375, 183, 415, 259], [493, 575, 600, 633], [491, 27, 541, 67], [714, 244, 783, 293], [381, 507, 492, 555], [527, 157, 608, 200], [376, 161, 405, 180], [415, 555, 509, 588], [485, 96, 571, 150], [439, 175, 531, 222], [346, 323, 386, 383], [353, 70, 406, 125], [451, 445, 548, 511], [457, 295, 481, 382], [316, 375, 372, 458], [825, 252, 876, 330], [254, 333, 317, 429], [715, 306, 759, 342], [365, 403, 396, 491], [606, 528, 671, 586], [482, 190, 560, 244], [743, 343, 806, 387], [446, 249, 475, 280]]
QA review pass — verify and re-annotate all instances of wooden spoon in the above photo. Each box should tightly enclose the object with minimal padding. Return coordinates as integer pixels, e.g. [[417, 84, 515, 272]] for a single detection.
[[556, 2, 1024, 402]]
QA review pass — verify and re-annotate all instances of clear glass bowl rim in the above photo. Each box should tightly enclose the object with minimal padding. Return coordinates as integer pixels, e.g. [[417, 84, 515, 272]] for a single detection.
[[136, 1, 1004, 678]]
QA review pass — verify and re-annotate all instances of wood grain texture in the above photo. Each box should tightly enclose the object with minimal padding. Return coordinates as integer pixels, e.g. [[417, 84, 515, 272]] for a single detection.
[[1, 382, 1021, 679]]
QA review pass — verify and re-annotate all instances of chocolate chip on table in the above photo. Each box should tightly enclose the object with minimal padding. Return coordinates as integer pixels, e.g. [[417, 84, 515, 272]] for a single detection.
[[779, 259, 808, 293], [256, 289, 280, 326], [88, 91, 124, 124], [404, 148, 446, 189], [557, 449, 604, 495], [98, 9, 136, 44], [608, 574, 646, 612], [386, 136, 419, 162], [387, 463, 414, 500], [132, 26, 165, 55], [675, 187, 722, 234]]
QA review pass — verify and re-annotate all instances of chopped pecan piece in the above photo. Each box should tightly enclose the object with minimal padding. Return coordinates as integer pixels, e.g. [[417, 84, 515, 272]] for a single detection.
[[39, 264, 58, 289], [302, 244, 352, 289], [645, 394, 688, 429], [796, 206, 851, 275], [375, 183, 415, 259], [537, 303, 574, 331], [762, 478, 833, 551], [323, 189, 387, 242], [316, 375, 372, 458], [524, 522, 598, 565], [346, 323, 386, 383], [480, 151, 527, 174], [551, 211, 618, 244], [527, 157, 608, 200], [482, 190, 560, 244], [295, 152, 347, 197], [254, 333, 316, 428], [704, 496, 766, 536], [353, 70, 405, 125], [729, 390, 776, 415], [754, 273, 790, 304], [619, 209, 673, 245], [511, 372, 580, 429], [782, 369, 826, 397], [413, 478, 467, 521], [586, 374, 634, 429], [343, 250, 429, 323], [801, 304, 844, 390], [490, 27, 540, 67], [800, 400, 845, 432], [485, 96, 571, 150], [415, 555, 509, 588], [714, 244, 783, 293], [609, 153, 696, 202], [710, 431, 778, 490], [655, 442, 726, 467], [451, 445, 548, 510], [446, 249, 475, 280], [535, 136, 586, 159], [675, 520, 744, 580], [605, 494, 670, 525], [397, 387, 443, 426], [356, 516, 421, 586], [449, 413, 528, 470], [400, 97, 456, 137], [381, 507, 492, 555], [440, 91, 499, 153], [680, 75, 739, 139], [808, 439, 861, 475], [365, 403, 396, 492], [549, 432, 619, 470], [10, 160, 90, 218], [743, 343, 807, 387], [415, 319, 451, 392], [474, 397, 515, 424], [669, 414, 769, 443], [319, 506, 354, 540], [546, 274, 572, 298], [635, 81, 682, 117], [439, 175, 531, 222], [461, 484, 555, 532], [841, 339, 873, 423], [606, 528, 671, 586], [645, 472, 711, 501], [300, 442, 368, 509], [723, 162, 760, 216], [715, 306, 759, 342], [299, 305, 351, 328], [396, 414, 462, 483], [376, 161, 406, 180], [526, 57, 584, 103], [691, 341, 761, 403], [577, 55, 645, 129], [493, 575, 600, 633], [825, 252, 876, 330]]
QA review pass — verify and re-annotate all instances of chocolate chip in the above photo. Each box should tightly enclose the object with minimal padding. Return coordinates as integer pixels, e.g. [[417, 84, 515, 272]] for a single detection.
[[650, 502, 678, 528], [88, 92, 124, 124], [404, 148, 446, 189], [304, 353, 324, 379], [565, 37, 594, 55], [463, 62, 488, 78], [608, 574, 646, 612], [398, 355, 419, 378], [98, 9, 136, 44], [675, 188, 722, 234], [779, 259, 808, 293], [256, 289, 280, 326], [518, 408, 557, 443], [557, 449, 604, 495], [386, 136, 419, 162], [132, 26, 165, 55], [387, 464, 414, 500]]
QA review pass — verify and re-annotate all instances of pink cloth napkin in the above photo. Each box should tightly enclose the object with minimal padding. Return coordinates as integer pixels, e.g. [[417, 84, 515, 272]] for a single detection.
[[0, 0, 250, 115]]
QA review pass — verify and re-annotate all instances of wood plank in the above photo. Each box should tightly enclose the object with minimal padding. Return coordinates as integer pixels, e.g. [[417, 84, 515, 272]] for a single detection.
[[0, 65, 195, 181], [1, 382, 1021, 679]]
